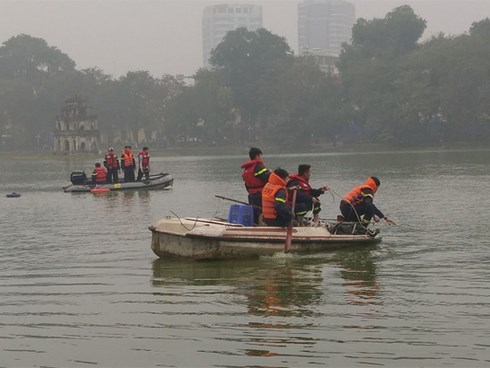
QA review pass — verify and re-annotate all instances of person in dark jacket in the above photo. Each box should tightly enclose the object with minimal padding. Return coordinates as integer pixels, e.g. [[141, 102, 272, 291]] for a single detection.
[[340, 177, 396, 225], [103, 147, 119, 184], [287, 164, 328, 226], [120, 146, 136, 182], [137, 146, 151, 181], [241, 147, 271, 224], [262, 168, 293, 227]]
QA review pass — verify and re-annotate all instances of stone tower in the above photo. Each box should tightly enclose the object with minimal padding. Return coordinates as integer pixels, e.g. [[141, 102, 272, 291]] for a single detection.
[[53, 96, 100, 153]]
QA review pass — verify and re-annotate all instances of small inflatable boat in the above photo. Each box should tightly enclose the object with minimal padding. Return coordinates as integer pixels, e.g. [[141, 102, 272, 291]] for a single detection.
[[63, 172, 173, 193]]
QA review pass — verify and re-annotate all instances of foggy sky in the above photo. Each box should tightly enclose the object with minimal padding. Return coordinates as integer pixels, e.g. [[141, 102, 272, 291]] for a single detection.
[[1, 0, 489, 77]]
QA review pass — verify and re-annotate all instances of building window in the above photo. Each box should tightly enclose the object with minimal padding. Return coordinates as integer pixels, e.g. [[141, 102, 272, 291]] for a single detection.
[[236, 8, 241, 13]]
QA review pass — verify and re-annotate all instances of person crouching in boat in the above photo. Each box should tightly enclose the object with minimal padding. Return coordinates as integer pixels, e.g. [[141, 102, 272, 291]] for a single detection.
[[340, 176, 396, 225], [137, 146, 151, 181], [120, 146, 136, 182], [103, 147, 120, 184], [287, 164, 328, 226], [241, 147, 271, 225], [262, 168, 293, 228], [91, 163, 107, 184]]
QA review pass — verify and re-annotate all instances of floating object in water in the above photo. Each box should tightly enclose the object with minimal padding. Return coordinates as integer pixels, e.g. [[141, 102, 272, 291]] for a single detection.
[[6, 192, 21, 198], [91, 187, 110, 193]]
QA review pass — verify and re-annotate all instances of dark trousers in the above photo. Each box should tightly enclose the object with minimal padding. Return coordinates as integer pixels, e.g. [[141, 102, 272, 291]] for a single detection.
[[263, 217, 291, 228], [123, 168, 135, 182], [137, 168, 150, 181], [248, 192, 262, 224], [106, 168, 119, 184], [340, 201, 373, 223], [295, 199, 321, 216]]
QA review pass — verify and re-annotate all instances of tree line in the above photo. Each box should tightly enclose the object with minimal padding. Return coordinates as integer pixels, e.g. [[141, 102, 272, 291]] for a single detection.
[[1, 5, 489, 150]]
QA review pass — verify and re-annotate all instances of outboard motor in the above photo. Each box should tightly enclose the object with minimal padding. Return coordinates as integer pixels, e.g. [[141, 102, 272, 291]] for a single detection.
[[70, 171, 87, 185]]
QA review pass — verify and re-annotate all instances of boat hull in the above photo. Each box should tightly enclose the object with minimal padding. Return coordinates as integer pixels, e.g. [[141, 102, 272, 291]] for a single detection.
[[150, 218, 381, 260], [63, 173, 173, 192]]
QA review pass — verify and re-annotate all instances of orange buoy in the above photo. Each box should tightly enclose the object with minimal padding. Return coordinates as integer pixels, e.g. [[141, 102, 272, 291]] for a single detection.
[[91, 187, 110, 193]]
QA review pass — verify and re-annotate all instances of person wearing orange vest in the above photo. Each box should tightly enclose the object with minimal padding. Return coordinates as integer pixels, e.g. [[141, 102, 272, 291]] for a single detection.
[[120, 145, 136, 182], [91, 162, 107, 184], [241, 147, 270, 224], [137, 146, 151, 181], [262, 168, 293, 227], [103, 147, 120, 184], [287, 164, 328, 226], [340, 177, 396, 225]]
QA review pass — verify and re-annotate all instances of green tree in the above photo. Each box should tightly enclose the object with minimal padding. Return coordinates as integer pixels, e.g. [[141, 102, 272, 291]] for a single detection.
[[0, 34, 78, 147], [0, 34, 75, 78], [107, 71, 184, 144], [210, 27, 293, 142], [338, 5, 427, 143]]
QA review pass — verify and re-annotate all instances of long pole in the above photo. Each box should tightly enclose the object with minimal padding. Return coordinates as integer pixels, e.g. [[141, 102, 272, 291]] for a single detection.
[[285, 189, 297, 253], [214, 195, 262, 210]]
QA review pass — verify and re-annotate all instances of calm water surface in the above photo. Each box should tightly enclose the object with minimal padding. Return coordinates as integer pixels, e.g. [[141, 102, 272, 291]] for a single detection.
[[1, 150, 489, 367]]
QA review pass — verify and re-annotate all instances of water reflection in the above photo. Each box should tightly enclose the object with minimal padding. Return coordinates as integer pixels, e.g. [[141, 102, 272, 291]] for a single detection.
[[151, 246, 380, 315], [332, 247, 381, 306], [150, 250, 382, 362], [3, 150, 489, 366], [81, 190, 153, 213]]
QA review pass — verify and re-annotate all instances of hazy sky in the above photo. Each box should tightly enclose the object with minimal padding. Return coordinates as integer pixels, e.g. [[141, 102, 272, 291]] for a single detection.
[[1, 0, 489, 77]]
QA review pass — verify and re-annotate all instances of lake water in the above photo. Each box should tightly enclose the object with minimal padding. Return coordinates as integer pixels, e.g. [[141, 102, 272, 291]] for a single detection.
[[1, 149, 489, 367]]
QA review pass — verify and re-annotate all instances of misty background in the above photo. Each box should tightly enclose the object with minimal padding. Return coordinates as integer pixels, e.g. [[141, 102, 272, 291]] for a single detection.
[[1, 0, 489, 77], [0, 0, 489, 151]]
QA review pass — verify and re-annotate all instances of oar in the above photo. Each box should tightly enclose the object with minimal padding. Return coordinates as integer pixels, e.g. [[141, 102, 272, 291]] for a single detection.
[[285, 189, 297, 253], [214, 195, 262, 210]]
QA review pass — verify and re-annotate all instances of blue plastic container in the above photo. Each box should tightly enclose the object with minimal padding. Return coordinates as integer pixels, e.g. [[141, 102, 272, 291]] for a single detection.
[[227, 204, 254, 227]]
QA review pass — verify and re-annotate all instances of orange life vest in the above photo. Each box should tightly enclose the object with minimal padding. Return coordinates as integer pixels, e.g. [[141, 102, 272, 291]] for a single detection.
[[241, 159, 267, 194], [139, 150, 150, 167], [123, 151, 134, 167], [92, 167, 107, 183], [105, 152, 118, 169], [342, 177, 378, 206], [262, 173, 288, 220], [287, 174, 312, 192]]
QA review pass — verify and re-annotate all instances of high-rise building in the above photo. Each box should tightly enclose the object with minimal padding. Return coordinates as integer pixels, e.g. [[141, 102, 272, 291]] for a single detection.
[[298, 0, 355, 56], [202, 4, 263, 68]]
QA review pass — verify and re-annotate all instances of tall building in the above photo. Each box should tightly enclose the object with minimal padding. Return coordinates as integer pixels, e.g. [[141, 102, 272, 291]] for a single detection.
[[202, 4, 263, 68], [298, 0, 355, 56]]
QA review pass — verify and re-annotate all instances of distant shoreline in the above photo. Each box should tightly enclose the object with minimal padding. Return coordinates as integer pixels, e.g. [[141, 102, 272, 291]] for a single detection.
[[4, 142, 490, 160]]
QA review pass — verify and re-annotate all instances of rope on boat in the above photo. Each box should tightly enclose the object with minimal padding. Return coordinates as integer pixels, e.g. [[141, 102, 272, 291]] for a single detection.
[[170, 210, 198, 232], [326, 186, 367, 230]]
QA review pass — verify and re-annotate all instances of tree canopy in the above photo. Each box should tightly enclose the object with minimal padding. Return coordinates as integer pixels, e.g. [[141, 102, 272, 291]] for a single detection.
[[1, 7, 489, 150]]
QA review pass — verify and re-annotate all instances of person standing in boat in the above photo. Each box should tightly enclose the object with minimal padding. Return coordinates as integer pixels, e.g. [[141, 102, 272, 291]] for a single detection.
[[241, 147, 271, 224], [287, 164, 328, 226], [262, 168, 293, 228], [137, 146, 151, 181], [340, 177, 396, 225], [120, 146, 136, 182], [91, 163, 107, 184], [103, 147, 120, 184]]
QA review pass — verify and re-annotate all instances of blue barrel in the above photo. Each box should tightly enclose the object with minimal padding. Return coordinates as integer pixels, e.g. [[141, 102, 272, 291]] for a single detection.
[[227, 204, 254, 227]]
